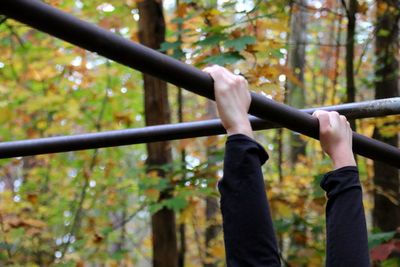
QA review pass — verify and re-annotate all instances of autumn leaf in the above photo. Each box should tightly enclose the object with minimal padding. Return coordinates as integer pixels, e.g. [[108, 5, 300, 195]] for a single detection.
[[144, 188, 160, 201], [370, 240, 400, 261], [224, 36, 256, 51], [203, 52, 244, 66]]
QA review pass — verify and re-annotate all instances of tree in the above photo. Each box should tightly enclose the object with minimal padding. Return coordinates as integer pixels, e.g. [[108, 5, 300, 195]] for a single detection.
[[204, 101, 221, 267], [373, 0, 400, 232], [287, 0, 307, 164], [342, 0, 358, 130], [138, 1, 178, 266]]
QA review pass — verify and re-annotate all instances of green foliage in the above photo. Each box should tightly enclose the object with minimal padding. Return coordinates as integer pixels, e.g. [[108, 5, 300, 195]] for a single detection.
[[382, 258, 400, 267], [195, 33, 228, 47], [202, 52, 244, 65], [369, 231, 396, 249], [224, 36, 256, 51], [0, 0, 397, 266]]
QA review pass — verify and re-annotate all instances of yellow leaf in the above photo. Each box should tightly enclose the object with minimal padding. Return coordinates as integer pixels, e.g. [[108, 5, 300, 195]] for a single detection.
[[272, 200, 292, 218], [259, 20, 289, 32], [209, 244, 225, 258], [22, 218, 47, 228]]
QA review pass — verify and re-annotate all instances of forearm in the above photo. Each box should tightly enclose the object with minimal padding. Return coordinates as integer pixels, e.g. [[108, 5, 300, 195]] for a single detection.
[[219, 134, 280, 267], [321, 166, 370, 266]]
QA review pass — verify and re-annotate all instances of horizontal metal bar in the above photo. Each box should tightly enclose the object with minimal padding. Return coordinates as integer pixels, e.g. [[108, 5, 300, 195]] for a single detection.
[[0, 98, 399, 159], [1, 0, 400, 168]]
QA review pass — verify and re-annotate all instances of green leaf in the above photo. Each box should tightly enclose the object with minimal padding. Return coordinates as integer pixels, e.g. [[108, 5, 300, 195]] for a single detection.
[[171, 17, 185, 24], [377, 29, 391, 37], [274, 218, 292, 233], [0, 242, 12, 250], [159, 41, 182, 52], [224, 36, 256, 51], [203, 52, 244, 65], [163, 197, 188, 211], [172, 49, 186, 60], [312, 174, 325, 198], [368, 231, 395, 249], [195, 33, 227, 47], [149, 203, 164, 214], [111, 249, 128, 260], [269, 48, 285, 59], [382, 258, 400, 267]]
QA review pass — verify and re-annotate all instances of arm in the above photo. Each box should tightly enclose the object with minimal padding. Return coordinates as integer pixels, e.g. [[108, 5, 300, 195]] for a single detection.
[[204, 66, 281, 267], [220, 134, 280, 266], [314, 111, 370, 266]]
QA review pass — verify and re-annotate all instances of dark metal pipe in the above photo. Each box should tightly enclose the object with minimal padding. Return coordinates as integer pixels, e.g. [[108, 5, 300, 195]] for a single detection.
[[1, 0, 400, 167], [0, 98, 399, 159]]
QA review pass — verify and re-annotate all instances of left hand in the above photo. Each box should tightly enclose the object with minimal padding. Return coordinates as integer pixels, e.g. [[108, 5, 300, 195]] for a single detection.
[[203, 65, 253, 138], [312, 110, 356, 169]]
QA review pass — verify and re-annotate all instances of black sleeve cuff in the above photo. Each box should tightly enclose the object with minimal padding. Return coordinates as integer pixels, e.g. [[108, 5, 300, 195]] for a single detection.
[[226, 134, 269, 165], [320, 166, 361, 199]]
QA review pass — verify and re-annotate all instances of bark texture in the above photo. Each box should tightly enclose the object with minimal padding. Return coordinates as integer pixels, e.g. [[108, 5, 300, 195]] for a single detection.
[[344, 0, 358, 130], [204, 101, 221, 267], [373, 0, 400, 231], [138, 1, 178, 266], [288, 0, 307, 163]]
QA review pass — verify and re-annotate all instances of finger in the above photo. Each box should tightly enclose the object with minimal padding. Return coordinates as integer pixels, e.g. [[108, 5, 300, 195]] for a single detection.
[[312, 109, 328, 117], [314, 110, 331, 132], [340, 115, 348, 127], [203, 65, 226, 81], [348, 125, 353, 144], [234, 74, 247, 86], [216, 67, 237, 82], [202, 66, 212, 72], [329, 111, 340, 128]]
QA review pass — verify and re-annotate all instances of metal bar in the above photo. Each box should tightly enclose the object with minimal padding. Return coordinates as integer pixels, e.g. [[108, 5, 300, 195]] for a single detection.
[[1, 0, 400, 168], [0, 98, 399, 159]]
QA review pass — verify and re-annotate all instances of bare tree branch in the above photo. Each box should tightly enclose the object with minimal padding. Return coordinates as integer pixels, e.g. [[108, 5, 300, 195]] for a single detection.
[[58, 61, 112, 260], [0, 16, 8, 25], [340, 0, 350, 17], [293, 0, 345, 17], [6, 23, 25, 48]]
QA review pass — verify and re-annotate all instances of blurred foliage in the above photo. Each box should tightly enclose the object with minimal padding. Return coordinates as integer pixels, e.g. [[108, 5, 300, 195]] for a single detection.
[[0, 0, 399, 266]]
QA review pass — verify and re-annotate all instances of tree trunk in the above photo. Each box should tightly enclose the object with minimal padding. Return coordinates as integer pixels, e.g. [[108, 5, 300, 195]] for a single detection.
[[204, 101, 221, 267], [344, 0, 358, 130], [175, 2, 186, 266], [138, 1, 178, 266], [287, 0, 307, 164], [373, 0, 400, 232]]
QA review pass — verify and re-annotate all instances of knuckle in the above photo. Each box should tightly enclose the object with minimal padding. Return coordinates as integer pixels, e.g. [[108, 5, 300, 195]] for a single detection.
[[226, 78, 236, 87], [320, 113, 329, 119], [235, 75, 245, 82], [314, 110, 326, 117]]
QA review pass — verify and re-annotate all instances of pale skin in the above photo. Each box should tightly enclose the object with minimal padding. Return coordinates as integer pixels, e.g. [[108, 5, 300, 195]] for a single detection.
[[203, 65, 356, 170]]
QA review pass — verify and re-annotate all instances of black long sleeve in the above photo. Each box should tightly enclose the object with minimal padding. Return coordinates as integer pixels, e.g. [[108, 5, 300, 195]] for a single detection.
[[220, 135, 370, 267], [218, 134, 281, 267], [321, 166, 370, 266]]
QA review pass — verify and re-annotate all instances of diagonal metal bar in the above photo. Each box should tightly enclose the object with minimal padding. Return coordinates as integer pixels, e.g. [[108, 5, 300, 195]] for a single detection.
[[0, 98, 399, 159], [1, 0, 400, 167]]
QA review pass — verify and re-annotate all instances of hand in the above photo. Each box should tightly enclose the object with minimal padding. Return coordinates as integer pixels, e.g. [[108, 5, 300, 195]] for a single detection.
[[313, 110, 356, 169], [203, 65, 253, 138]]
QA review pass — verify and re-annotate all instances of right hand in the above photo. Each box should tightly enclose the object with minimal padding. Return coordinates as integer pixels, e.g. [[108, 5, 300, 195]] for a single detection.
[[313, 110, 356, 170], [203, 65, 253, 138]]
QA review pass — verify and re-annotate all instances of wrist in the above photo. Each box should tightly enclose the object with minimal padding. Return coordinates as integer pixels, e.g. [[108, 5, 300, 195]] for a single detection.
[[226, 121, 253, 139], [331, 153, 356, 170]]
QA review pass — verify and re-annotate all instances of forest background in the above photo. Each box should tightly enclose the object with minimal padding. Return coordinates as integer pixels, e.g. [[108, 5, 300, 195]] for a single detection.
[[0, 0, 399, 266]]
